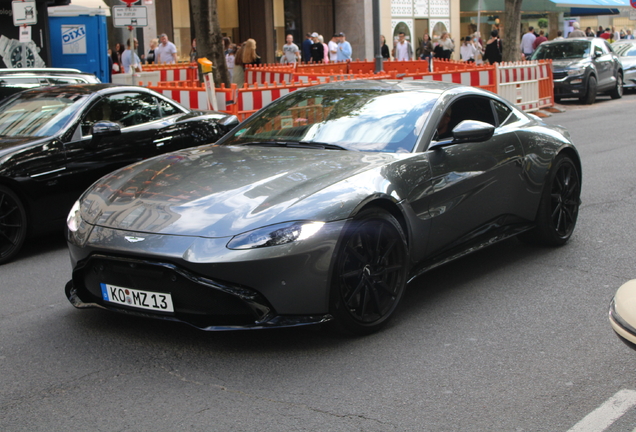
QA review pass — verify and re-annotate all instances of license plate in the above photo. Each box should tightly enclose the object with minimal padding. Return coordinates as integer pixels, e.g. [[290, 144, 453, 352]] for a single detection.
[[100, 283, 174, 313]]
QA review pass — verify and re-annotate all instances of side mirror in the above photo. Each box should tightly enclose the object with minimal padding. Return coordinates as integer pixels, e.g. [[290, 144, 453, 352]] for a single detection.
[[92, 121, 121, 137], [451, 120, 495, 142], [218, 114, 239, 132]]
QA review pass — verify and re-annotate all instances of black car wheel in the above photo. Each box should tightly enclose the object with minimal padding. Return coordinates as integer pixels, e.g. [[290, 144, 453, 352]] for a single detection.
[[519, 154, 581, 246], [580, 76, 597, 104], [610, 74, 623, 99], [328, 208, 408, 335], [0, 186, 27, 264]]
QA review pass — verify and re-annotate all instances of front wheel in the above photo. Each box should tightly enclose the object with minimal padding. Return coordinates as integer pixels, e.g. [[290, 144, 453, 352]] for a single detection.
[[580, 76, 597, 105], [0, 186, 28, 264], [610, 73, 623, 99], [328, 208, 408, 335], [519, 155, 581, 246]]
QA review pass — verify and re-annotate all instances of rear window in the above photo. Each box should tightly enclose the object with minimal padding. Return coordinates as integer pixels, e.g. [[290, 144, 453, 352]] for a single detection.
[[531, 41, 591, 60]]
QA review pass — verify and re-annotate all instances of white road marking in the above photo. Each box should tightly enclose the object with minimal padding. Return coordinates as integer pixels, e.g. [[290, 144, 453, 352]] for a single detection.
[[567, 389, 636, 432]]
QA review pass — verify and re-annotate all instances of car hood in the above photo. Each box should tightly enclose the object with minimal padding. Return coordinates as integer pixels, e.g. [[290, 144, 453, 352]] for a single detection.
[[551, 58, 589, 71], [82, 145, 403, 237], [0, 135, 52, 158]]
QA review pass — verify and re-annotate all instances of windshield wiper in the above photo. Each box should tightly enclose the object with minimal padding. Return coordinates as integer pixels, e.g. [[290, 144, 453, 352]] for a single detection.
[[235, 141, 348, 150]]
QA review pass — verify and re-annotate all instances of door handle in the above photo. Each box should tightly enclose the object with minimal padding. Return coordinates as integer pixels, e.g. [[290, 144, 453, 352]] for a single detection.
[[504, 145, 516, 154]]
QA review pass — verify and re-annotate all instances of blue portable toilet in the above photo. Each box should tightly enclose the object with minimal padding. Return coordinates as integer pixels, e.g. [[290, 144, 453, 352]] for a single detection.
[[48, 5, 109, 82]]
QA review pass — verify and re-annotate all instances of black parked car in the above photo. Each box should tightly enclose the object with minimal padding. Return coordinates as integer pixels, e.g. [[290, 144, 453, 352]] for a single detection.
[[65, 80, 582, 334], [531, 38, 623, 104], [0, 68, 100, 101], [0, 84, 237, 264]]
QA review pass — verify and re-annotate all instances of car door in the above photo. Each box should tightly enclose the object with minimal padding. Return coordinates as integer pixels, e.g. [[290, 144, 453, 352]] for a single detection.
[[62, 91, 165, 192], [593, 41, 613, 90], [423, 96, 526, 257]]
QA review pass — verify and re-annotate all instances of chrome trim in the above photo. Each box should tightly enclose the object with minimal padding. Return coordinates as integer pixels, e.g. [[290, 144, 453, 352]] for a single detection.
[[609, 298, 636, 337], [30, 167, 66, 178]]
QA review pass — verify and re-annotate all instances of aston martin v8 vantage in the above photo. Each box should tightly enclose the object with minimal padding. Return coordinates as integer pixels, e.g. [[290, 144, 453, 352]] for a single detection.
[[65, 80, 582, 335]]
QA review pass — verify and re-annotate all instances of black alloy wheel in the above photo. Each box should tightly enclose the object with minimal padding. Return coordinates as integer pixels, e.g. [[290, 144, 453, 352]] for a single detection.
[[0, 186, 27, 264], [610, 73, 623, 99], [329, 208, 408, 335], [520, 155, 581, 246]]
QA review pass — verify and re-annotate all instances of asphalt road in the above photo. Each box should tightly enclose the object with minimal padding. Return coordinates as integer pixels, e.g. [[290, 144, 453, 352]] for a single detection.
[[2, 92, 636, 432]]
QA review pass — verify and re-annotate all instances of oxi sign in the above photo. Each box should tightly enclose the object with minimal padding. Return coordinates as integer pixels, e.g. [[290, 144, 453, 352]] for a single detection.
[[61, 25, 87, 54]]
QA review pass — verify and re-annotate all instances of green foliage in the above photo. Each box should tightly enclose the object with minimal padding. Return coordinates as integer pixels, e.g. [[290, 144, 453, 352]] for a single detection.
[[538, 18, 548, 29]]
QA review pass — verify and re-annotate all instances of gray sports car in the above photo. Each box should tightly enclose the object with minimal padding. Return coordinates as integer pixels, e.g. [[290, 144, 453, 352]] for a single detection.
[[65, 80, 582, 335]]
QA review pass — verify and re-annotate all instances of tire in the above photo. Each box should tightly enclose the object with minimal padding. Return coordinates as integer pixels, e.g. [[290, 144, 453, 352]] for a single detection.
[[328, 208, 408, 335], [0, 185, 27, 264], [610, 73, 623, 99], [519, 155, 581, 246], [580, 76, 596, 104]]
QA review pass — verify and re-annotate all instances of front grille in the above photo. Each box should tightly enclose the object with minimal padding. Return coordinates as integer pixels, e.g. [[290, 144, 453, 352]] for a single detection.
[[74, 256, 262, 327], [553, 71, 568, 80]]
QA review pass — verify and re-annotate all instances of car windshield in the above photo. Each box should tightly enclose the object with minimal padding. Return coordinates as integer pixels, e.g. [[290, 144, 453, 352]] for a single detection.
[[612, 43, 636, 57], [0, 93, 86, 137], [531, 41, 591, 60], [221, 88, 438, 153]]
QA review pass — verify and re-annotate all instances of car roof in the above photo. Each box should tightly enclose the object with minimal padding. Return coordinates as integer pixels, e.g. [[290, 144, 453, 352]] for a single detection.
[[301, 79, 463, 93], [0, 68, 86, 75], [13, 83, 154, 98]]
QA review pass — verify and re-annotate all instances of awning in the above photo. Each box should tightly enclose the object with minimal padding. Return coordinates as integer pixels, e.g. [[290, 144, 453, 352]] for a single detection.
[[551, 0, 630, 8]]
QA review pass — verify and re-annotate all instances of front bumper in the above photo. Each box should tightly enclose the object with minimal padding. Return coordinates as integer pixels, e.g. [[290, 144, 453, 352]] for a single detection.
[[623, 69, 636, 88], [553, 73, 587, 98], [609, 279, 636, 349], [66, 220, 346, 330]]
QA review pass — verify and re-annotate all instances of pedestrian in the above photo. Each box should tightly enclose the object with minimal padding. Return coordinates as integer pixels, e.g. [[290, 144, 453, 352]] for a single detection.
[[223, 37, 232, 55], [472, 32, 484, 64], [419, 33, 433, 70], [533, 30, 547, 48], [460, 36, 477, 62], [281, 34, 300, 64], [380, 35, 390, 60], [585, 27, 595, 37], [155, 33, 178, 64], [597, 26, 604, 37], [483, 30, 502, 64], [302, 33, 313, 62], [310, 32, 324, 63], [626, 29, 635, 40], [520, 26, 536, 58], [111, 44, 122, 74], [438, 32, 454, 59], [392, 31, 413, 60], [121, 38, 142, 73], [189, 38, 197, 63], [328, 34, 339, 62], [613, 26, 621, 41], [554, 31, 564, 41], [225, 44, 236, 81], [146, 38, 158, 64], [318, 35, 329, 64], [336, 32, 352, 61], [600, 28, 611, 40], [568, 22, 586, 38]]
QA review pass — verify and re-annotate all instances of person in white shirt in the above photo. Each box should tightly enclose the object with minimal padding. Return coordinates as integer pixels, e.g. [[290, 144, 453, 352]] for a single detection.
[[281, 34, 300, 64], [121, 38, 142, 73], [328, 34, 339, 62], [155, 33, 178, 64], [392, 32, 413, 60], [460, 36, 477, 62], [520, 27, 536, 58]]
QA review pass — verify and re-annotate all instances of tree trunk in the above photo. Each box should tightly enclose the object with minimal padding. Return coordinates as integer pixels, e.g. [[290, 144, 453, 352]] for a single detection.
[[190, 0, 230, 87], [503, 0, 523, 62]]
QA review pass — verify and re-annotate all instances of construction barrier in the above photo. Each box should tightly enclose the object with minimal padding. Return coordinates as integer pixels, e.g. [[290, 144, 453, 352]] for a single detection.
[[496, 61, 554, 112], [144, 60, 554, 116], [142, 62, 198, 82]]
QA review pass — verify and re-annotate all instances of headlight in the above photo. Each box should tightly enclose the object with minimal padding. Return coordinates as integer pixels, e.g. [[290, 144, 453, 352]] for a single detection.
[[567, 68, 585, 76], [66, 200, 82, 232], [227, 221, 325, 250]]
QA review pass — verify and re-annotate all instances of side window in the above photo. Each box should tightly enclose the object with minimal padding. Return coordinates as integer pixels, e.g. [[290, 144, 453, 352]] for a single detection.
[[435, 96, 496, 140], [492, 99, 512, 126], [81, 98, 107, 136], [105, 92, 161, 127], [158, 98, 182, 118], [602, 41, 612, 54], [47, 77, 83, 85]]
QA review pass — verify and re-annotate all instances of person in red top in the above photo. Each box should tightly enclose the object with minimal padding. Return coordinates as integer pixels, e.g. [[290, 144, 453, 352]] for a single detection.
[[600, 28, 612, 40], [533, 30, 547, 49]]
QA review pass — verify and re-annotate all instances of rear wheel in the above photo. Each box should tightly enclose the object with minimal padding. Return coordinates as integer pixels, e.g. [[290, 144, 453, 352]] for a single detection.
[[328, 208, 408, 335], [610, 73, 623, 99], [580, 76, 596, 104], [519, 155, 581, 246], [0, 186, 27, 264]]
